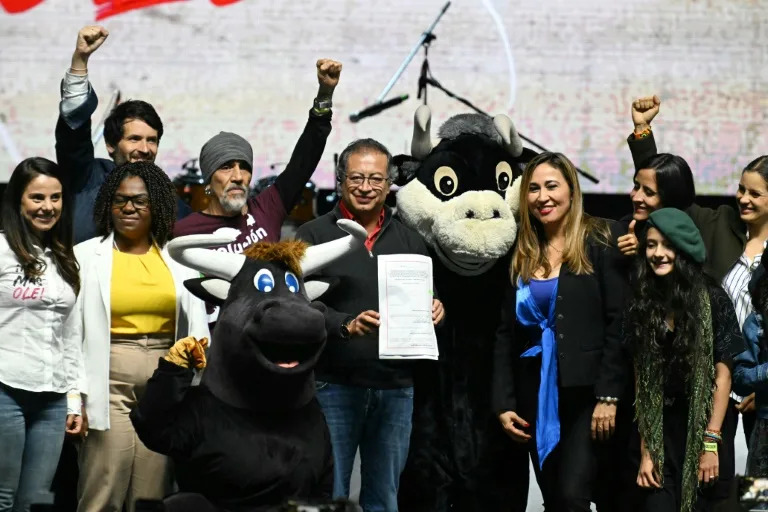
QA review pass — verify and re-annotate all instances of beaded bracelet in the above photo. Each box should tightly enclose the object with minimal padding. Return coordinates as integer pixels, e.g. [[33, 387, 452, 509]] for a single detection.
[[634, 127, 652, 139], [704, 430, 722, 444]]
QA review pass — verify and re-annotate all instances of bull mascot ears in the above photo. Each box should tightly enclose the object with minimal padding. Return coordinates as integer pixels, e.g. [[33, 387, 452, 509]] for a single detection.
[[393, 106, 534, 275], [167, 220, 367, 304], [393, 105, 535, 212]]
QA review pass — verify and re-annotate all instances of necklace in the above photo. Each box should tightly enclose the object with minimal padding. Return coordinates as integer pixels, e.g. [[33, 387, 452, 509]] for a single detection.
[[547, 243, 563, 253]]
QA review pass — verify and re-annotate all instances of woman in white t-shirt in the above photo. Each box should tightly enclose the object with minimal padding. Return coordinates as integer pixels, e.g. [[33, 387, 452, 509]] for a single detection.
[[0, 157, 82, 512]]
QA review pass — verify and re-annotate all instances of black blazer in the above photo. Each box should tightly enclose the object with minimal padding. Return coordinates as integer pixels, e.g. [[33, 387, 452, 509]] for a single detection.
[[627, 133, 746, 282], [492, 220, 630, 414]]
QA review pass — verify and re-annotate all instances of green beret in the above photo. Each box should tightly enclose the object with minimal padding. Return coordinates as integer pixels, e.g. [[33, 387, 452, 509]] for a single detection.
[[647, 208, 706, 264]]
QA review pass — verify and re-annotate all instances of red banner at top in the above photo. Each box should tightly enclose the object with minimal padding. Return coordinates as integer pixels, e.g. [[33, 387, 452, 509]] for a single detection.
[[1, 0, 241, 19]]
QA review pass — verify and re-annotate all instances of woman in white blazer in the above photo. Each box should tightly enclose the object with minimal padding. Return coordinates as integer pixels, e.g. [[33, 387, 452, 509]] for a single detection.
[[71, 162, 209, 512]]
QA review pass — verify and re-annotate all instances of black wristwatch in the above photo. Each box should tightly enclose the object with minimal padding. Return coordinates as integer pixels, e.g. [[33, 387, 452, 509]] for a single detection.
[[340, 316, 354, 339], [313, 97, 332, 115]]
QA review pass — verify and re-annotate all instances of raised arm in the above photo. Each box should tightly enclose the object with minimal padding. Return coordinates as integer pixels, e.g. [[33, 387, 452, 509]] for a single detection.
[[273, 59, 342, 212], [627, 95, 660, 170], [55, 26, 109, 193]]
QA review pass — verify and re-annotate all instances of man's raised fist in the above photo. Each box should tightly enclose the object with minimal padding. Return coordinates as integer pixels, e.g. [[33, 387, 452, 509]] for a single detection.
[[74, 25, 109, 58]]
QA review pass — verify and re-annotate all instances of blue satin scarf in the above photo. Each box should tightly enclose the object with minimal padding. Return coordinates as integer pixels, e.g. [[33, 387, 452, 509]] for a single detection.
[[516, 278, 560, 469]]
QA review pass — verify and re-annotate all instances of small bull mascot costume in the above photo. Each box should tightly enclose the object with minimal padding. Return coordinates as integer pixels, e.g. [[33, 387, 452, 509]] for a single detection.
[[130, 220, 366, 512], [396, 106, 533, 511]]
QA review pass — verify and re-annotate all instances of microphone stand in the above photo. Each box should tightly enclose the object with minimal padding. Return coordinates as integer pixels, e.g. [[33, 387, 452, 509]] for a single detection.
[[348, 2, 451, 122], [414, 33, 599, 183], [375, 1, 451, 105]]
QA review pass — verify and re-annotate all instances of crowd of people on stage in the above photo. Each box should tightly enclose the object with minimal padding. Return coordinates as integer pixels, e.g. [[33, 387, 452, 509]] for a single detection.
[[0, 23, 767, 512]]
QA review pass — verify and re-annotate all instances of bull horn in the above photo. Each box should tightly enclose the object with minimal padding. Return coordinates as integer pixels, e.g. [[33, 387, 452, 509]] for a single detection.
[[411, 105, 433, 160], [301, 219, 367, 276], [493, 114, 523, 158], [166, 228, 246, 281]]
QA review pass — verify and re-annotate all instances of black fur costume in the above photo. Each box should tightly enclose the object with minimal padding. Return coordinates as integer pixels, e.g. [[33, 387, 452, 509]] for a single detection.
[[395, 107, 534, 511], [130, 224, 365, 512]]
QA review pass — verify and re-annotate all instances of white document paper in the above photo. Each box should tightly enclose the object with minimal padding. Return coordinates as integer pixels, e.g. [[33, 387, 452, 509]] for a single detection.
[[377, 254, 439, 360]]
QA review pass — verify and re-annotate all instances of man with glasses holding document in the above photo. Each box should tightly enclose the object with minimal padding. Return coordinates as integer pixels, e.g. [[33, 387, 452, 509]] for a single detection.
[[296, 138, 444, 512]]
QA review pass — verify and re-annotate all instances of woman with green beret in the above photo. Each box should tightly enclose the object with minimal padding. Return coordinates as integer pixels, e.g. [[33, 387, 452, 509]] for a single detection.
[[624, 208, 746, 512]]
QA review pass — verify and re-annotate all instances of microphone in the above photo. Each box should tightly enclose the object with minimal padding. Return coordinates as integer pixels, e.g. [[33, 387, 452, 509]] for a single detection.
[[349, 94, 410, 123]]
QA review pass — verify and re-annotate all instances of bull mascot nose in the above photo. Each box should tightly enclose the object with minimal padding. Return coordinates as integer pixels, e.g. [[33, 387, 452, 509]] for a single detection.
[[129, 220, 367, 512]]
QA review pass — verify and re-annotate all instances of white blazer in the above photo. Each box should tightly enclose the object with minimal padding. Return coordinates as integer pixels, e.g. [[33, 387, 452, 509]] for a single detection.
[[69, 233, 210, 431]]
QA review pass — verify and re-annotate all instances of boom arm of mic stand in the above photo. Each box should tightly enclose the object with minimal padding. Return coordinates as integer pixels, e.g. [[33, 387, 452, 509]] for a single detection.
[[424, 78, 600, 184], [374, 1, 451, 103]]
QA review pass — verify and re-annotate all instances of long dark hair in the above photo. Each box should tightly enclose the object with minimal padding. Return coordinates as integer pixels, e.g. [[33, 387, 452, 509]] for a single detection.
[[93, 161, 177, 247], [625, 231, 712, 373], [0, 157, 79, 294], [636, 153, 695, 211]]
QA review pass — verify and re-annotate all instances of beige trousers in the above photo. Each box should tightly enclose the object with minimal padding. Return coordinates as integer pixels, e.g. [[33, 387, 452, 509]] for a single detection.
[[77, 335, 174, 512]]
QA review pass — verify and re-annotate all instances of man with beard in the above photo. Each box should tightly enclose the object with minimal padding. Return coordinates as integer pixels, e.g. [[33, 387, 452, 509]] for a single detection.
[[172, 59, 342, 249], [56, 25, 191, 243]]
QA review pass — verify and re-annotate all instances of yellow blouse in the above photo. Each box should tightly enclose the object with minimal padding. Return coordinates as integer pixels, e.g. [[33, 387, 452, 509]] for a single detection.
[[110, 244, 176, 335]]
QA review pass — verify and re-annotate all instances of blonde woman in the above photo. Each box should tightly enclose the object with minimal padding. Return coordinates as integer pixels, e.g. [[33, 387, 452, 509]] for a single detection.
[[492, 152, 629, 510]]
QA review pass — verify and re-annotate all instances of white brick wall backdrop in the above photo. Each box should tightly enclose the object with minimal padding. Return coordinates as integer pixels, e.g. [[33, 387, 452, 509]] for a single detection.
[[0, 0, 766, 190]]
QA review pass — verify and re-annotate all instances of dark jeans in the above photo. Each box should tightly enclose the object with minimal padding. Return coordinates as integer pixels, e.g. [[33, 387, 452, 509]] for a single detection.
[[0, 382, 66, 512], [524, 387, 622, 512], [515, 352, 624, 512], [315, 382, 413, 512]]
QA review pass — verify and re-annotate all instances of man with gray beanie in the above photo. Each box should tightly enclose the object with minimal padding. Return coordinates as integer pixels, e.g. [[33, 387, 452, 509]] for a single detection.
[[173, 58, 342, 252]]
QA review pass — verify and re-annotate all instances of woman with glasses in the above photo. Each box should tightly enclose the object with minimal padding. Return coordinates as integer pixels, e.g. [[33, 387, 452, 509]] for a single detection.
[[72, 161, 209, 512], [0, 157, 82, 511]]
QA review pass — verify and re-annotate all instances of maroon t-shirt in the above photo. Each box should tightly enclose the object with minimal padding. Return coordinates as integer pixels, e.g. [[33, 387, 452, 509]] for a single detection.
[[172, 186, 286, 253]]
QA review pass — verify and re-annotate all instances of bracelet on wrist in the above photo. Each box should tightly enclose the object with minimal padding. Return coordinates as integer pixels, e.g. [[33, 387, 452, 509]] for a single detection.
[[312, 97, 332, 115], [597, 396, 619, 404], [703, 441, 718, 453], [69, 67, 87, 73], [704, 431, 722, 444], [634, 126, 652, 139]]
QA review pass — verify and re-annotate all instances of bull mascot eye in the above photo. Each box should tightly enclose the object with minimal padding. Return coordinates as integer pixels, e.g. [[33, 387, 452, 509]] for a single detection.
[[496, 161, 513, 191], [254, 269, 275, 293], [433, 166, 459, 197], [284, 272, 300, 293]]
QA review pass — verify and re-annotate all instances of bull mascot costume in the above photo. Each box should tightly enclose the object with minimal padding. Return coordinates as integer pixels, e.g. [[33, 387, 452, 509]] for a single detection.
[[395, 106, 534, 511], [130, 220, 366, 512]]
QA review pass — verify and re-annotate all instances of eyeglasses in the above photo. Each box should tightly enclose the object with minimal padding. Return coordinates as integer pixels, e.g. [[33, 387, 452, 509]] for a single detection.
[[112, 194, 150, 210], [345, 174, 390, 188]]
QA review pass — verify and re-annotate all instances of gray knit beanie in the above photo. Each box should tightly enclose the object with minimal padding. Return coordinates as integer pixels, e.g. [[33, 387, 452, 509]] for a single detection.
[[199, 132, 253, 183]]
